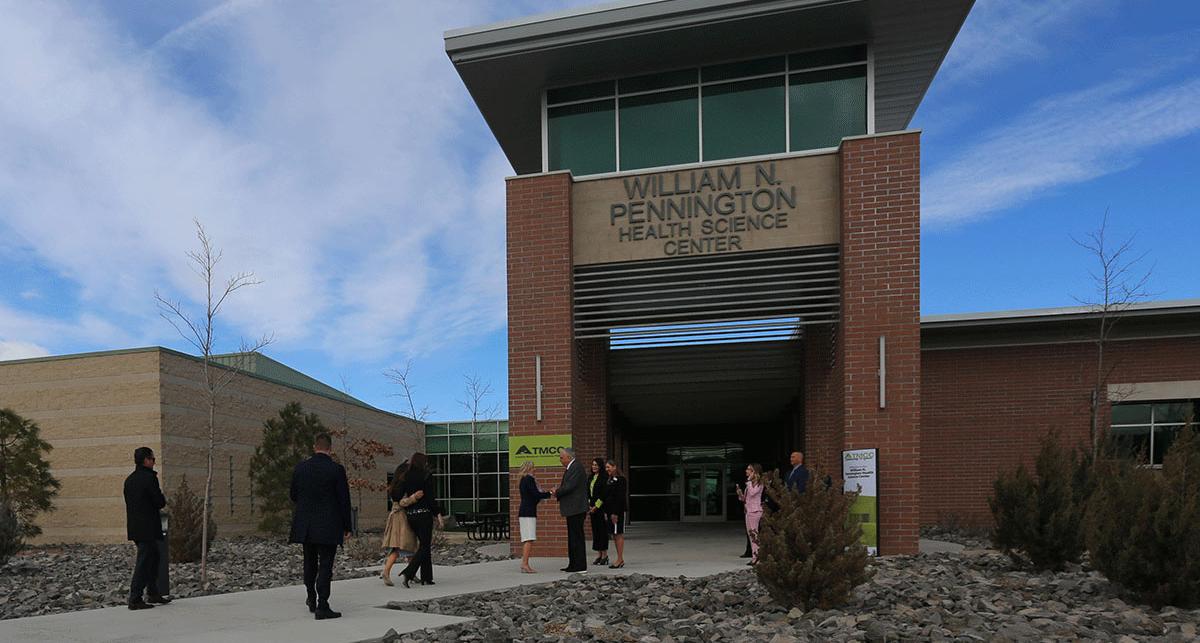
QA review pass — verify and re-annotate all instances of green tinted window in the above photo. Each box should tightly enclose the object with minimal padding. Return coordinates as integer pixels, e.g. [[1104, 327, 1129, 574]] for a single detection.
[[425, 423, 448, 437], [498, 421, 509, 435], [620, 88, 699, 170], [789, 45, 867, 70], [476, 433, 500, 452], [702, 56, 784, 83], [620, 69, 696, 94], [1112, 403, 1152, 425], [448, 422, 473, 435], [548, 99, 616, 175], [449, 435, 473, 453], [702, 77, 785, 161], [426, 436, 448, 454], [789, 66, 866, 151], [473, 420, 497, 434], [547, 81, 614, 105]]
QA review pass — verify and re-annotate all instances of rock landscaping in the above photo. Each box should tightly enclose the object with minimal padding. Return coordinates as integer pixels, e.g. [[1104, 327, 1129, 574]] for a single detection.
[[0, 536, 506, 620], [380, 549, 1200, 642]]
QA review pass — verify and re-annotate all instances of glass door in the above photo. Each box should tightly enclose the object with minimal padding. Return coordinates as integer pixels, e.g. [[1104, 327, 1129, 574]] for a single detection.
[[682, 465, 726, 521]]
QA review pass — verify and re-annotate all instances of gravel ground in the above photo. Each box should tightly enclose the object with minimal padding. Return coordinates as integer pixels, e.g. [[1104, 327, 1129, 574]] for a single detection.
[[379, 550, 1200, 642], [0, 536, 506, 621]]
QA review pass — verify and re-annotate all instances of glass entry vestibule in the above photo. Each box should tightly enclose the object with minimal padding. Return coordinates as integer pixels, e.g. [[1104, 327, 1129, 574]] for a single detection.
[[682, 464, 725, 521]]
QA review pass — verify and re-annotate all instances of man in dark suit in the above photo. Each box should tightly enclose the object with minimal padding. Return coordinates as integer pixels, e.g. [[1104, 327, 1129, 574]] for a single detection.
[[124, 446, 169, 610], [786, 451, 810, 493], [290, 433, 352, 620], [553, 447, 588, 573]]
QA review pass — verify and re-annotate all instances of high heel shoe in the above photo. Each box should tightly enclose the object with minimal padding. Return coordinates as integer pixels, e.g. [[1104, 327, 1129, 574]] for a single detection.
[[599, 557, 610, 566], [609, 561, 624, 569], [401, 574, 412, 588], [380, 572, 394, 587]]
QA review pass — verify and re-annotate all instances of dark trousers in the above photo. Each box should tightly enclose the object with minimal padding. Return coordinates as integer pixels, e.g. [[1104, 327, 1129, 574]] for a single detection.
[[129, 540, 161, 602], [302, 543, 337, 607], [566, 512, 587, 570], [589, 510, 609, 552], [401, 512, 434, 583]]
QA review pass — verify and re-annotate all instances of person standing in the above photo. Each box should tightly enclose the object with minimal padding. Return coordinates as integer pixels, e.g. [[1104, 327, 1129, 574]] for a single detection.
[[398, 452, 444, 587], [124, 446, 169, 610], [517, 460, 552, 573], [736, 463, 764, 565], [289, 433, 352, 620], [603, 460, 628, 569], [587, 457, 609, 566], [379, 461, 423, 586], [786, 451, 809, 493], [553, 448, 588, 573]]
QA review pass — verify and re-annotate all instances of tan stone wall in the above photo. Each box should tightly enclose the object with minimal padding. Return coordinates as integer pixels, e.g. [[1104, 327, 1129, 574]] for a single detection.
[[0, 350, 163, 543], [157, 351, 422, 540]]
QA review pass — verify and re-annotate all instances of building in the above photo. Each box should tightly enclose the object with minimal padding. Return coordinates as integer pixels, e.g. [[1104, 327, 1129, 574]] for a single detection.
[[0, 347, 422, 544], [424, 419, 511, 517], [446, 0, 1200, 557]]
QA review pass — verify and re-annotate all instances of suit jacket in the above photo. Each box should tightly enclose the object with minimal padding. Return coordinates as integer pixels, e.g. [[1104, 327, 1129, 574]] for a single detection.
[[518, 474, 552, 518], [289, 452, 352, 546], [554, 459, 588, 517], [602, 475, 627, 516], [587, 473, 608, 510], [123, 465, 166, 542], [786, 464, 810, 493]]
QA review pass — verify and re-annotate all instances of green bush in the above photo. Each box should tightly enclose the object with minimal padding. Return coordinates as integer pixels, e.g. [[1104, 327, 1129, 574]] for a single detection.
[[988, 433, 1090, 570], [0, 503, 22, 566], [167, 476, 217, 564], [754, 470, 871, 611], [249, 402, 327, 535], [1086, 426, 1200, 608], [0, 408, 61, 538]]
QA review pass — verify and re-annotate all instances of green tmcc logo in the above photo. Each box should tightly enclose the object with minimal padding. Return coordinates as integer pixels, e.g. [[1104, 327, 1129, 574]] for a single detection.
[[514, 445, 564, 456], [845, 451, 875, 461]]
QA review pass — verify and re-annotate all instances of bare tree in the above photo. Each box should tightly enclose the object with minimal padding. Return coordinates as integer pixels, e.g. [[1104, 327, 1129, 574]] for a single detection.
[[155, 220, 273, 588], [384, 359, 432, 422], [1072, 211, 1153, 456], [458, 373, 500, 434]]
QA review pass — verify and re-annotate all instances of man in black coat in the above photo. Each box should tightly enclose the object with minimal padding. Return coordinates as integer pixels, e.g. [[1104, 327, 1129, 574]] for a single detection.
[[290, 432, 352, 620], [123, 446, 169, 610], [553, 447, 589, 573]]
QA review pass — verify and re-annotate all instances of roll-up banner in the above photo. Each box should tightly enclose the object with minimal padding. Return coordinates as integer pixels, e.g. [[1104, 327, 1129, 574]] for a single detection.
[[842, 448, 878, 556]]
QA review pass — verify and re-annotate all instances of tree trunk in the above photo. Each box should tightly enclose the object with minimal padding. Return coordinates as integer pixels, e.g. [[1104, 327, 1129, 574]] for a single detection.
[[201, 388, 215, 588]]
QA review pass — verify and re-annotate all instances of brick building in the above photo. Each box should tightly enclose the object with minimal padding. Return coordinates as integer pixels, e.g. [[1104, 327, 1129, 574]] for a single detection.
[[0, 347, 422, 543], [444, 0, 1198, 557]]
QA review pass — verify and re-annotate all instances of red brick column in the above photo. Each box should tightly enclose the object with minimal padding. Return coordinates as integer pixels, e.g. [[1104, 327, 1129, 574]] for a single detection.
[[804, 325, 843, 476], [839, 132, 922, 555], [573, 338, 610, 465]]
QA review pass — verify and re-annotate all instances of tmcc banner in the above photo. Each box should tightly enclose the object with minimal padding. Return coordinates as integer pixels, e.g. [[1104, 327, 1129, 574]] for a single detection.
[[508, 434, 573, 467], [842, 448, 879, 556]]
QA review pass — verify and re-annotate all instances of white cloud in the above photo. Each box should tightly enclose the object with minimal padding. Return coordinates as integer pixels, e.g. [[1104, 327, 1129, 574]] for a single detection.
[[0, 1, 528, 360], [0, 340, 51, 361], [923, 73, 1200, 225]]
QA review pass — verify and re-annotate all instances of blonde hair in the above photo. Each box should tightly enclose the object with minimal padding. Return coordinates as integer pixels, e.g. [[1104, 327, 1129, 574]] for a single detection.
[[518, 461, 535, 476]]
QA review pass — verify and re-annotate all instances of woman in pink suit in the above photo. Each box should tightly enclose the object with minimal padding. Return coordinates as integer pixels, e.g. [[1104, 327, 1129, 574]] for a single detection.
[[736, 463, 764, 565]]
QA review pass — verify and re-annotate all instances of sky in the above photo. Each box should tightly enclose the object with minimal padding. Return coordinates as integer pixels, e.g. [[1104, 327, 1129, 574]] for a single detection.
[[0, 0, 1197, 422]]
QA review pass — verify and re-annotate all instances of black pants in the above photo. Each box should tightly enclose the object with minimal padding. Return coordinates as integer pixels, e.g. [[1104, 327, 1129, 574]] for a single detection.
[[401, 512, 434, 583], [302, 543, 337, 608], [129, 540, 161, 602], [589, 510, 609, 552], [566, 512, 587, 570]]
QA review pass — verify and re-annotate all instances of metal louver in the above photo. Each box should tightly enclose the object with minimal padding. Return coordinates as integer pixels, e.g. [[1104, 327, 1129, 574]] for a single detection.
[[573, 245, 840, 345]]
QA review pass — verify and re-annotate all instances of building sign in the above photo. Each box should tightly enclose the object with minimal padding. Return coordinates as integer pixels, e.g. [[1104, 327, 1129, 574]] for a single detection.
[[572, 153, 839, 265], [509, 434, 573, 467], [842, 448, 878, 556]]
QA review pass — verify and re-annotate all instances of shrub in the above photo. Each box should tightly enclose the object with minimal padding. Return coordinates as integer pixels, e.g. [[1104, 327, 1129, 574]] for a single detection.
[[754, 470, 871, 611], [249, 402, 327, 535], [1086, 426, 1200, 608], [168, 476, 217, 564], [0, 503, 22, 566], [0, 408, 62, 538], [988, 433, 1089, 570]]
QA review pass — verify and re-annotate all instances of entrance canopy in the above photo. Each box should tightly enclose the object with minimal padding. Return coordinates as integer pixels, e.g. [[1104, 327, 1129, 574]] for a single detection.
[[445, 0, 974, 174]]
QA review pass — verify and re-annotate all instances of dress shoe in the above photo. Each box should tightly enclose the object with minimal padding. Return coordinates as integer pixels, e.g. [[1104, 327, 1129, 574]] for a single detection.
[[306, 596, 316, 613], [146, 595, 171, 604], [401, 574, 412, 588], [420, 580, 436, 586], [314, 606, 342, 620], [127, 601, 154, 610], [739, 552, 752, 558]]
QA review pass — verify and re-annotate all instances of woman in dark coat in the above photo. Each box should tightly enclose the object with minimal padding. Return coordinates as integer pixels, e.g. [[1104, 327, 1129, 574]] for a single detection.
[[398, 452, 443, 587], [517, 460, 552, 573], [587, 457, 610, 566], [603, 460, 628, 569]]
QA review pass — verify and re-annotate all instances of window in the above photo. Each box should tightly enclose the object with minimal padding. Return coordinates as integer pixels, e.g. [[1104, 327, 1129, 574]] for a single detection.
[[1110, 400, 1198, 465], [424, 420, 511, 516], [545, 46, 868, 175]]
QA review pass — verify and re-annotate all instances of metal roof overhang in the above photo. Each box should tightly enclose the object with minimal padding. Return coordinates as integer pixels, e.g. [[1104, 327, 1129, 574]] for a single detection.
[[445, 0, 974, 175]]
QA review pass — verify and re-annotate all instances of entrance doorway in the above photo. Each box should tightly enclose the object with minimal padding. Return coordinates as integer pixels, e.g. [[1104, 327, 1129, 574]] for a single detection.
[[682, 465, 725, 521]]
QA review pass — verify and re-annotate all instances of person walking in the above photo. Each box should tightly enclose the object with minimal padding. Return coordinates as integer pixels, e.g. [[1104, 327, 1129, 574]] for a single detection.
[[587, 457, 610, 566], [123, 446, 169, 610], [736, 463, 764, 565], [379, 461, 423, 586], [603, 460, 627, 569], [786, 451, 809, 493], [398, 452, 444, 587], [553, 448, 588, 573], [517, 460, 552, 573], [289, 433, 352, 620]]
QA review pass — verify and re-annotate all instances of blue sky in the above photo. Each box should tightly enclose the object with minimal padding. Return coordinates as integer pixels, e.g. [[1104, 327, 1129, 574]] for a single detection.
[[0, 1, 1197, 422]]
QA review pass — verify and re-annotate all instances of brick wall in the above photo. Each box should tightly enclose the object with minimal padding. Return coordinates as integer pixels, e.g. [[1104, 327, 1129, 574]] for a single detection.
[[921, 336, 1200, 528], [838, 133, 922, 555]]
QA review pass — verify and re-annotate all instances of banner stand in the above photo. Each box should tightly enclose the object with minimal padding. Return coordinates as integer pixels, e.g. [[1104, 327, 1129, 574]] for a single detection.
[[842, 448, 878, 556]]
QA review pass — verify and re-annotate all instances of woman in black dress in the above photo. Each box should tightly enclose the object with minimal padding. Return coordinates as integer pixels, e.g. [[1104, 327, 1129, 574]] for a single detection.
[[399, 452, 443, 587], [603, 460, 628, 569], [587, 457, 610, 566]]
